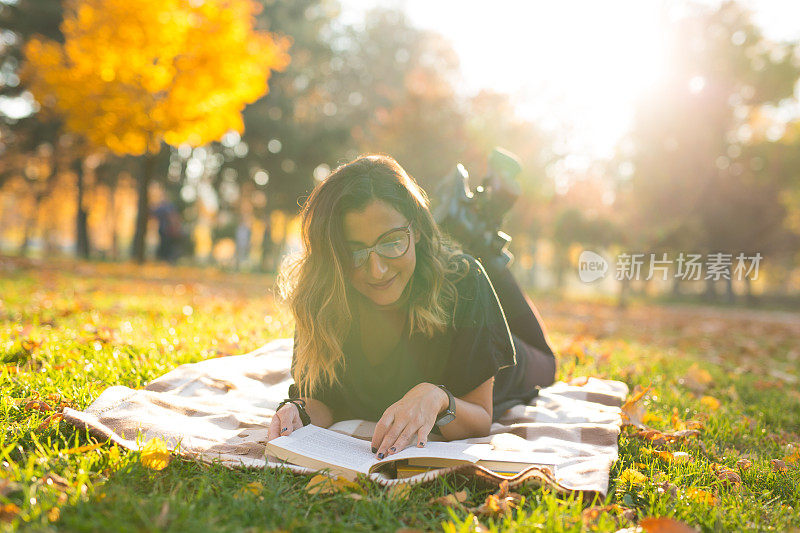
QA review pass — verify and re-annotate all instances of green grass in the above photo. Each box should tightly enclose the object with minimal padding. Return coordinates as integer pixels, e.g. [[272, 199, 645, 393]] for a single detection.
[[1, 258, 799, 532]]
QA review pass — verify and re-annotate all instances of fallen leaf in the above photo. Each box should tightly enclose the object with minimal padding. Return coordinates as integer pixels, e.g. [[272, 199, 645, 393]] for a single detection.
[[429, 490, 468, 507], [699, 396, 720, 411], [643, 413, 665, 426], [467, 482, 524, 519], [645, 449, 692, 464], [709, 463, 741, 485], [0, 503, 20, 522], [582, 504, 635, 526], [686, 420, 705, 431], [736, 458, 752, 471], [20, 338, 43, 353], [621, 385, 652, 427], [784, 445, 800, 465], [47, 507, 60, 522], [24, 400, 53, 412], [304, 474, 360, 495], [681, 364, 712, 394], [140, 438, 171, 471], [672, 452, 691, 464], [640, 517, 698, 532], [671, 408, 683, 430], [633, 428, 700, 447], [619, 468, 647, 485], [237, 481, 264, 497], [36, 413, 65, 431], [770, 459, 788, 473], [61, 441, 104, 455], [656, 481, 678, 499], [685, 488, 717, 505]]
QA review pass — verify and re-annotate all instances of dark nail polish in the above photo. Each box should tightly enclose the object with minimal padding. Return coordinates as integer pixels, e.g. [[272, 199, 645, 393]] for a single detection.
[[390, 447, 396, 452], [377, 452, 384, 459], [371, 447, 377, 453], [418, 442, 425, 447], [281, 427, 287, 432]]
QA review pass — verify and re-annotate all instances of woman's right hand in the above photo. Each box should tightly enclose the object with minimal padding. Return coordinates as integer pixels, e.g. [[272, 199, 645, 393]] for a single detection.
[[267, 403, 303, 442]]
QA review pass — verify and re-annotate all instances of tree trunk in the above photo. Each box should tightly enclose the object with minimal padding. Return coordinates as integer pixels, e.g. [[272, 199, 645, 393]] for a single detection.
[[19, 207, 34, 256], [744, 276, 756, 306], [109, 185, 118, 261], [132, 152, 157, 263], [724, 276, 735, 304], [617, 276, 629, 309], [671, 276, 681, 296], [703, 277, 716, 302], [74, 158, 90, 259]]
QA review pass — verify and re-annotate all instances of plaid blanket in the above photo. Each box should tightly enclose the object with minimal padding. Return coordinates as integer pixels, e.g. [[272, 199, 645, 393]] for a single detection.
[[63, 338, 628, 497]]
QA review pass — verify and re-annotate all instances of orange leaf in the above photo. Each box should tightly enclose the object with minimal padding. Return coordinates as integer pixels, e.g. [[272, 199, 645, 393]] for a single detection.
[[36, 413, 65, 431], [670, 407, 684, 430], [24, 400, 54, 412], [685, 488, 717, 505], [736, 458, 752, 470], [0, 503, 21, 523], [640, 517, 699, 532], [681, 364, 712, 394], [621, 385, 651, 427]]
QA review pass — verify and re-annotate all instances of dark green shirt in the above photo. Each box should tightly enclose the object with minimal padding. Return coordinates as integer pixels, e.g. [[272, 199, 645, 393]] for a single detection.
[[293, 254, 518, 423]]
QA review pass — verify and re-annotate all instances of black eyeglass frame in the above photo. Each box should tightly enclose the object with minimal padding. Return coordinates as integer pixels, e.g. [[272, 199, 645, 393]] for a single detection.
[[349, 221, 413, 269]]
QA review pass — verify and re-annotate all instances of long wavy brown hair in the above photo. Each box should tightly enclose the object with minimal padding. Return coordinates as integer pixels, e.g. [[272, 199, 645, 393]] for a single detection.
[[278, 154, 469, 399]]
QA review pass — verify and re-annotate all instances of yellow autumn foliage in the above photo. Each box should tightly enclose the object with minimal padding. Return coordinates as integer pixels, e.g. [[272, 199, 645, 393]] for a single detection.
[[23, 0, 291, 155]]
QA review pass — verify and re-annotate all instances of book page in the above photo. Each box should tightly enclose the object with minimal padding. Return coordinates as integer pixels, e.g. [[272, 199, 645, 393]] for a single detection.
[[267, 425, 494, 473], [268, 425, 376, 473], [374, 440, 492, 468]]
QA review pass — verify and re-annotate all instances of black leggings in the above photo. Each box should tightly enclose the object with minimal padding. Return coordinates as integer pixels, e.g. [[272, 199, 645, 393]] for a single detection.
[[481, 259, 557, 413]]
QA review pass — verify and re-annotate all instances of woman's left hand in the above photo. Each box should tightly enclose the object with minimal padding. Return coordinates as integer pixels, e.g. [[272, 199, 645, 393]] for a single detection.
[[371, 382, 447, 459]]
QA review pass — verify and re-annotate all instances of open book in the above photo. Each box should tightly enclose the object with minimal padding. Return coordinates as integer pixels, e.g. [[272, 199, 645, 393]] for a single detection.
[[264, 425, 558, 481]]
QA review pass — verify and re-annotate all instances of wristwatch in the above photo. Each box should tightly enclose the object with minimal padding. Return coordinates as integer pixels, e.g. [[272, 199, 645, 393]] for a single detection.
[[434, 384, 456, 426]]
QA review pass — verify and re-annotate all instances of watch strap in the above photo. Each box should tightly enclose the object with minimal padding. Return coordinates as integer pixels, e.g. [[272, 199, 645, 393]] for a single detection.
[[434, 384, 456, 426]]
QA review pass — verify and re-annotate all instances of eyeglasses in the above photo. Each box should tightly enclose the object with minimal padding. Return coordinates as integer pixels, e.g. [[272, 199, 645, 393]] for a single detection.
[[350, 222, 413, 269]]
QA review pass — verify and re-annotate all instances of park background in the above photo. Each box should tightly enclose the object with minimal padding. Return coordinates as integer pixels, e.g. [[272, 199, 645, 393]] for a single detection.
[[2, 1, 800, 531], [1, 0, 799, 306]]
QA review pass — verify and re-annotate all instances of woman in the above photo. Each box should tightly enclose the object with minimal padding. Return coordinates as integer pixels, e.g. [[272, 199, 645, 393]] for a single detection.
[[267, 155, 556, 461]]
